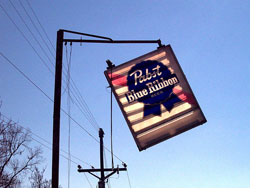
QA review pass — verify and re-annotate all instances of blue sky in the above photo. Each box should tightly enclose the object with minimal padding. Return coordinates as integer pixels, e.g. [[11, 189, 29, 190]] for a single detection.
[[0, 0, 251, 189]]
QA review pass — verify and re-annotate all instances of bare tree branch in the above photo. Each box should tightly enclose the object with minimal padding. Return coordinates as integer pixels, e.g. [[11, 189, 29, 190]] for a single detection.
[[29, 166, 51, 188], [0, 112, 44, 188]]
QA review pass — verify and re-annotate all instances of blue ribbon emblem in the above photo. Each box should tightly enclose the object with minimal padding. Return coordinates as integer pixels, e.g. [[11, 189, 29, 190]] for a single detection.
[[126, 60, 181, 117]]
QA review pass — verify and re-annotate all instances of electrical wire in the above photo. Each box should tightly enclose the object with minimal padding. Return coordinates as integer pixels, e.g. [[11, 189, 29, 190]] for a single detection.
[[62, 43, 72, 95], [30, 135, 79, 165], [25, 0, 56, 51], [68, 90, 99, 130], [0, 52, 53, 102], [18, 0, 55, 59], [1, 0, 126, 172], [83, 173, 93, 188], [0, 113, 93, 168], [0, 2, 54, 75], [1, 2, 130, 186], [61, 61, 100, 131], [1, 1, 98, 133], [66, 76, 100, 131], [0, 52, 125, 165], [0, 51, 88, 139], [103, 149, 111, 188], [70, 79, 100, 130], [61, 55, 100, 131], [1, 117, 94, 189], [0, 51, 99, 152], [8, 0, 54, 65], [0, 121, 81, 168], [59, 49, 100, 131], [1, 1, 100, 133], [126, 169, 132, 188], [65, 43, 72, 188]]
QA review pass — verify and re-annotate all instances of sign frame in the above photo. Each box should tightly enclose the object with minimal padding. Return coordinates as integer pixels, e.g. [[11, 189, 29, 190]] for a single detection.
[[104, 45, 206, 151]]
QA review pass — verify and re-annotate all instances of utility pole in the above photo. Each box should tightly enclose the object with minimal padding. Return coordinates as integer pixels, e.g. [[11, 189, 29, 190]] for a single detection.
[[51, 29, 162, 188], [52, 30, 64, 188], [99, 128, 105, 188], [78, 128, 127, 188]]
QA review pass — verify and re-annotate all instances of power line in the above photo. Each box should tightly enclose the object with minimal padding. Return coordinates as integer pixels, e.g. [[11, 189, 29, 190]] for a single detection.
[[70, 78, 100, 130], [8, 0, 54, 65], [83, 173, 93, 188], [0, 51, 98, 146], [1, 116, 95, 188], [62, 46, 100, 131], [68, 90, 99, 130], [103, 148, 111, 188], [63, 45, 99, 131], [30, 135, 79, 166], [0, 112, 93, 168], [1, 2, 129, 187], [18, 0, 55, 59], [0, 52, 126, 165], [65, 43, 72, 188], [0, 52, 53, 102], [23, 0, 100, 131], [1, 1, 100, 132], [0, 120, 83, 170], [25, 0, 56, 51], [126, 168, 132, 188], [0, 2, 54, 75]]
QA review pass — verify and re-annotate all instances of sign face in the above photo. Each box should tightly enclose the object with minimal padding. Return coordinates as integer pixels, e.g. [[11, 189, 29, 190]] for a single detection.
[[104, 45, 206, 151]]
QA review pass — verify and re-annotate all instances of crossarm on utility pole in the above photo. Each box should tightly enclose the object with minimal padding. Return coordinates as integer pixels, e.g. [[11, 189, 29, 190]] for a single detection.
[[78, 167, 127, 181], [77, 129, 127, 188], [78, 167, 127, 173]]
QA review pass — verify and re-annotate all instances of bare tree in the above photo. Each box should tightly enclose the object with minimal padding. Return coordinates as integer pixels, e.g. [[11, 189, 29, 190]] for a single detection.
[[0, 115, 42, 188], [29, 166, 51, 188]]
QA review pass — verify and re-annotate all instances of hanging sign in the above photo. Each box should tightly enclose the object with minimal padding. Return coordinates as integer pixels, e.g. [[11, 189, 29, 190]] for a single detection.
[[104, 45, 206, 151]]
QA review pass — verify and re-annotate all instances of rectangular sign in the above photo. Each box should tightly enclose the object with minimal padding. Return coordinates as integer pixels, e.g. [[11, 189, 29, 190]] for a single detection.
[[104, 45, 206, 151]]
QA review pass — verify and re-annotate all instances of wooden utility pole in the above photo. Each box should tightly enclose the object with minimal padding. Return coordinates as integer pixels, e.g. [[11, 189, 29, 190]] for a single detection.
[[52, 29, 64, 188], [78, 128, 127, 188]]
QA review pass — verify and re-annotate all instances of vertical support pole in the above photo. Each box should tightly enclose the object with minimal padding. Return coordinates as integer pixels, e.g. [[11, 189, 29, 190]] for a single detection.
[[98, 128, 105, 188], [52, 30, 64, 188]]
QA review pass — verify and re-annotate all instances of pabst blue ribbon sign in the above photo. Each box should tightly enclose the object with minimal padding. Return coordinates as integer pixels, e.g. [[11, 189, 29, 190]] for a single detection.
[[104, 45, 206, 151]]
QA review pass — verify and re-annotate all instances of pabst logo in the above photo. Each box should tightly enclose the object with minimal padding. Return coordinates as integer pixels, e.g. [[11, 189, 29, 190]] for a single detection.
[[125, 60, 181, 117]]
